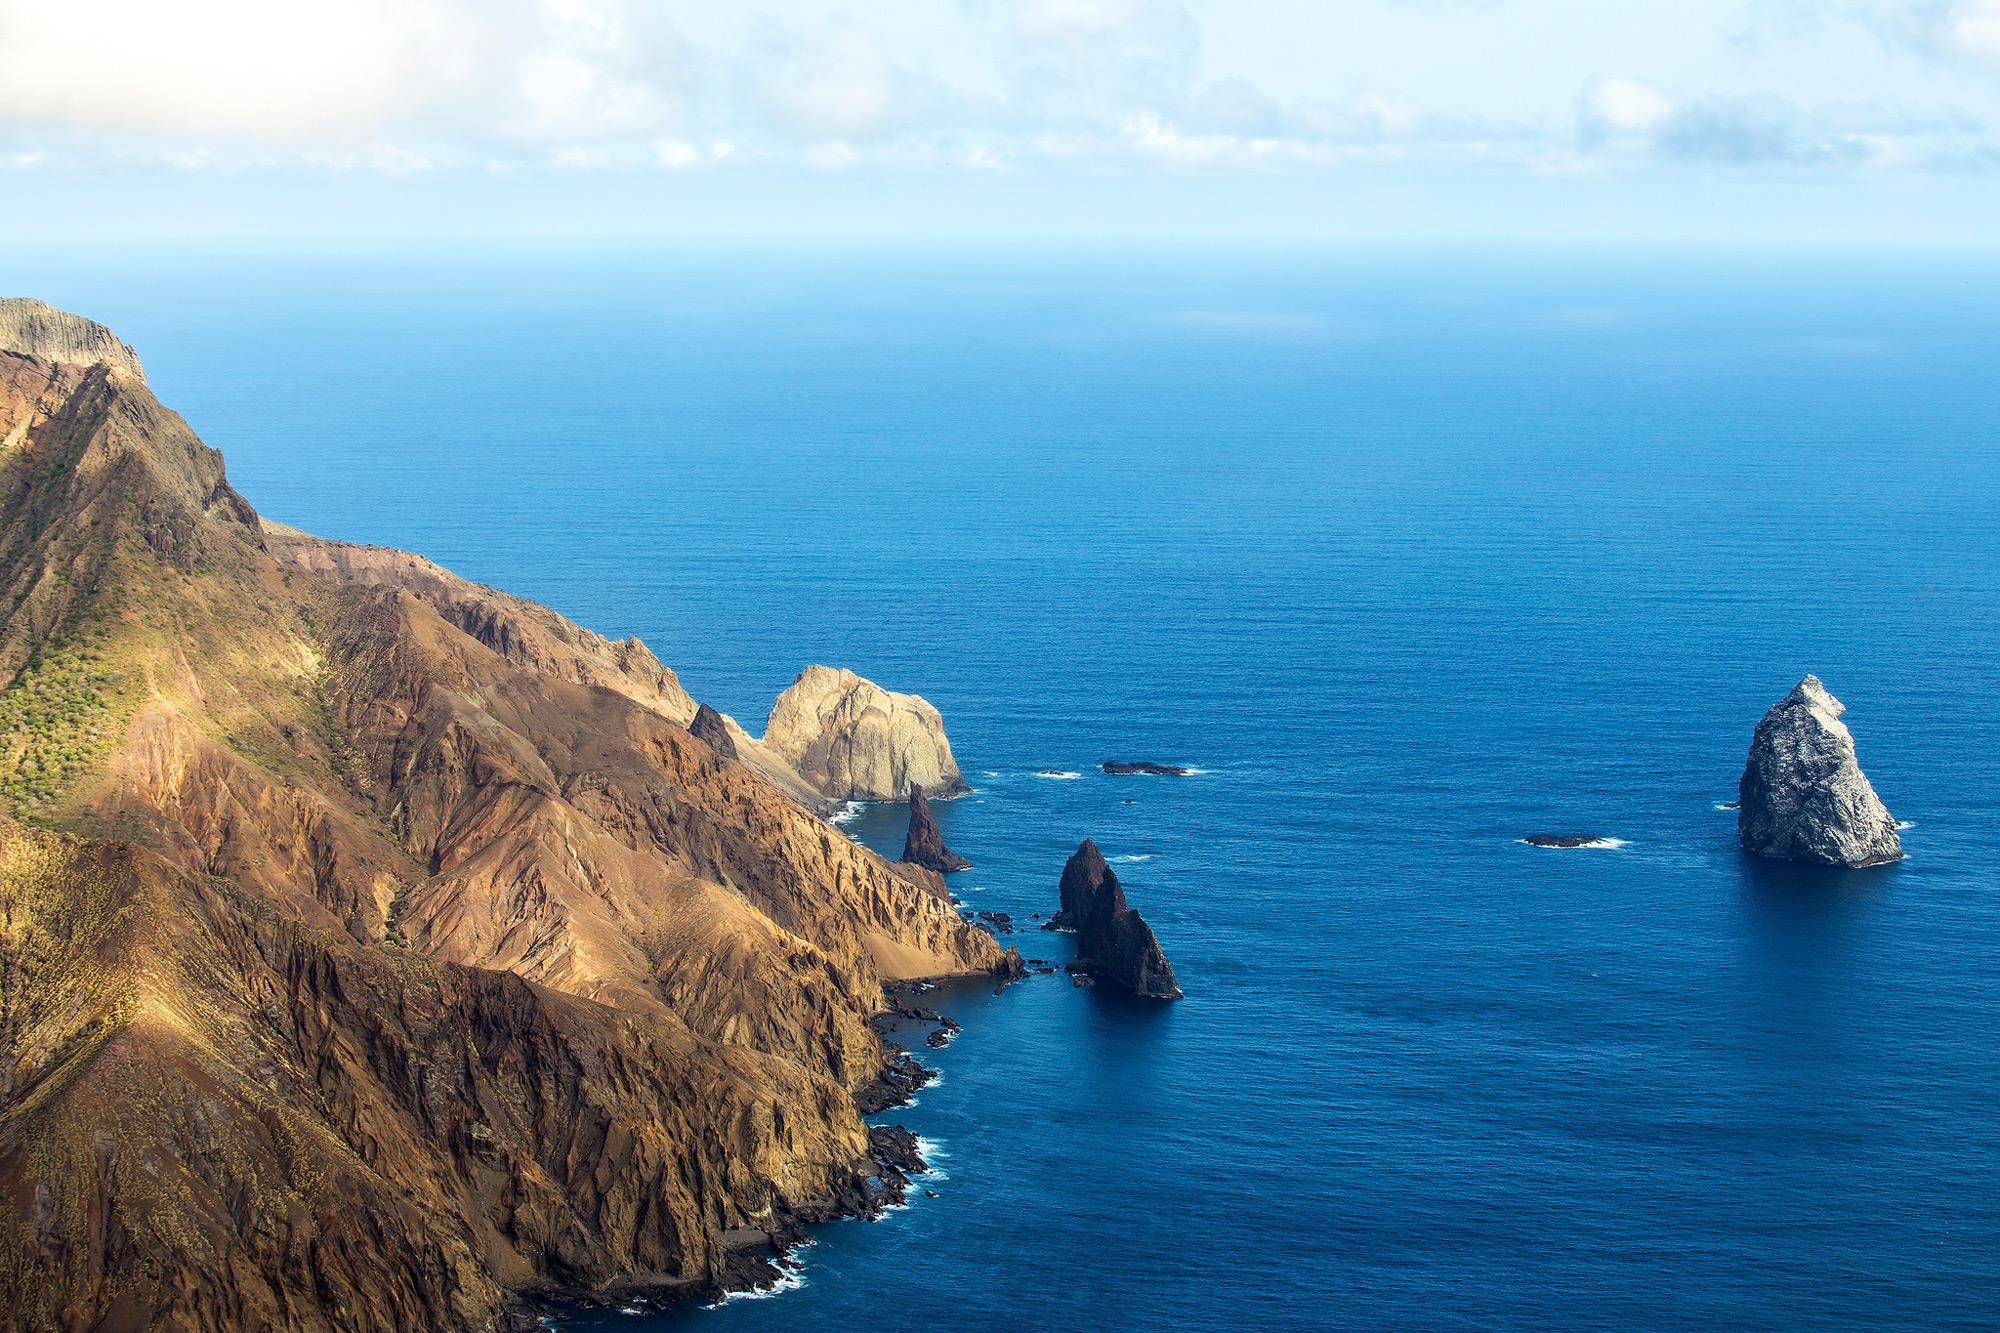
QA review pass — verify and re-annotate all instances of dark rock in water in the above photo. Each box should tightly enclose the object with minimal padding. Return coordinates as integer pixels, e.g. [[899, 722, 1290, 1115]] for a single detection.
[[1071, 974, 1096, 988], [1739, 674, 1903, 868], [1048, 839, 1181, 998], [1103, 760, 1192, 776], [688, 702, 738, 760], [856, 1054, 937, 1113], [925, 1030, 951, 1048], [1523, 835, 1611, 848], [1718, 802, 1740, 810], [868, 1124, 928, 1178], [901, 782, 971, 873], [1122, 799, 1136, 804]]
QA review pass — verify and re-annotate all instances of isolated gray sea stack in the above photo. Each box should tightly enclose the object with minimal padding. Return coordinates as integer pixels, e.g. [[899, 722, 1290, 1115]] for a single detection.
[[1738, 674, 1902, 868]]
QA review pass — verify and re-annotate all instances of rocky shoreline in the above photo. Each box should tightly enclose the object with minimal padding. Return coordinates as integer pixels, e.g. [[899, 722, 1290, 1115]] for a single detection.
[[519, 975, 998, 1327]]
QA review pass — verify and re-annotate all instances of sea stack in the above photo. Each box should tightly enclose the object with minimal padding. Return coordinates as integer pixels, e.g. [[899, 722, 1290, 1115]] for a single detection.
[[1738, 674, 1903, 867], [688, 702, 739, 759], [901, 782, 970, 872], [1048, 840, 1181, 998]]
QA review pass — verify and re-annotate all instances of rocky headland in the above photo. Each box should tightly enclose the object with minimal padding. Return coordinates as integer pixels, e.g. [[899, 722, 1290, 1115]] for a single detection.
[[0, 303, 1014, 1331], [901, 781, 971, 873], [1738, 674, 1903, 867], [1103, 760, 1191, 776], [761, 664, 968, 801], [1044, 839, 1181, 999]]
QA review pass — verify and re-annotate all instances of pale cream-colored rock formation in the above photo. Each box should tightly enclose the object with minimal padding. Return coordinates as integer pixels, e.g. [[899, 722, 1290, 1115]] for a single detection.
[[760, 664, 968, 802], [0, 296, 146, 382]]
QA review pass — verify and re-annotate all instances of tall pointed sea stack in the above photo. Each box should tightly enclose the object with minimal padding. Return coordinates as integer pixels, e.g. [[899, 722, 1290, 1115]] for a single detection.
[[901, 782, 970, 872], [1739, 674, 1903, 867], [1049, 840, 1181, 998]]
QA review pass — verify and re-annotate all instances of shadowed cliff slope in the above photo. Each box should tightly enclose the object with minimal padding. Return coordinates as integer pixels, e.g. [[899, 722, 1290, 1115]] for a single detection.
[[0, 313, 1007, 1330]]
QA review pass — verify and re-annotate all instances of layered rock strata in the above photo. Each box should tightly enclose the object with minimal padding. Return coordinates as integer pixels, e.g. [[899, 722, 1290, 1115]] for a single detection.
[[1045, 839, 1181, 998], [1738, 674, 1903, 867], [0, 308, 1010, 1331], [901, 781, 970, 873], [0, 297, 147, 384], [761, 664, 967, 801]]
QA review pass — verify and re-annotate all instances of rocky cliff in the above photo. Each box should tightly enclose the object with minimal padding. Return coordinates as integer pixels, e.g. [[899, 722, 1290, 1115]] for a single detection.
[[760, 664, 967, 802], [0, 308, 1009, 1331], [901, 782, 970, 873], [0, 298, 146, 386], [1047, 840, 1180, 999], [1738, 674, 1903, 868]]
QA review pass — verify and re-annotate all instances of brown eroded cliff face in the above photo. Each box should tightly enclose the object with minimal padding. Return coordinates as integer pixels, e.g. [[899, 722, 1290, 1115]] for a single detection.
[[0, 311, 1006, 1330]]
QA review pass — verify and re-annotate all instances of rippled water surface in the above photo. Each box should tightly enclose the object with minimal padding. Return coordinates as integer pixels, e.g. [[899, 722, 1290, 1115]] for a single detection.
[[13, 243, 2000, 1331]]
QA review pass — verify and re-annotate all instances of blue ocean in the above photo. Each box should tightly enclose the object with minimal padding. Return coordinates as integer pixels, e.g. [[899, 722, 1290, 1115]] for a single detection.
[[15, 243, 2000, 1331]]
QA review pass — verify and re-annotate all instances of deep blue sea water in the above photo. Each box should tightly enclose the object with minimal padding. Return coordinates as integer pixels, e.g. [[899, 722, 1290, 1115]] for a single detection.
[[8, 243, 1999, 1331]]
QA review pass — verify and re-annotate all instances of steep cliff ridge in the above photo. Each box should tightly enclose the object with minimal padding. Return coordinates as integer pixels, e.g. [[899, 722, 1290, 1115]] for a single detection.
[[1738, 674, 1903, 868], [1047, 839, 1180, 998], [0, 306, 1007, 1329], [761, 664, 967, 802], [262, 526, 698, 725], [0, 298, 146, 384]]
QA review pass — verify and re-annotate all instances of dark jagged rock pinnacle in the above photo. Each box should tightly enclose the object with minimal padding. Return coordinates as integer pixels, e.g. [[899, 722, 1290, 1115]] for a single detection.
[[901, 782, 970, 872], [688, 702, 738, 760], [1048, 839, 1180, 998]]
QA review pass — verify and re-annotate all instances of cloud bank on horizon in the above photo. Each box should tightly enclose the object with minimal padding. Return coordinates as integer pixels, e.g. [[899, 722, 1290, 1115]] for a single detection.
[[2, 1, 1998, 235]]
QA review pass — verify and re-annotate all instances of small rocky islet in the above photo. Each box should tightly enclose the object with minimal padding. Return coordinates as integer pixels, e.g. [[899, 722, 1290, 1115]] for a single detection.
[[1103, 759, 1192, 775], [1737, 673, 1903, 868], [1043, 839, 1182, 999]]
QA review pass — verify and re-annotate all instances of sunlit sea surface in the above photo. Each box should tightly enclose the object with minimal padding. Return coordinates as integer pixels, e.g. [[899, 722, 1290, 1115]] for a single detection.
[[15, 242, 2000, 1331]]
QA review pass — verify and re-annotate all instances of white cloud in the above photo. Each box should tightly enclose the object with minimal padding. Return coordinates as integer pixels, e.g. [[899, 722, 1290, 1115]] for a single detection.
[[1584, 78, 1677, 136], [0, 0, 1995, 180]]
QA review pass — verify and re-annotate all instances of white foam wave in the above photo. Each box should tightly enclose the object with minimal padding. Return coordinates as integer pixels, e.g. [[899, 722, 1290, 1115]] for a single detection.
[[1713, 803, 1739, 811], [1896, 820, 1916, 830], [1112, 854, 1154, 862], [1037, 771, 1082, 779], [1518, 837, 1629, 850], [913, 1135, 950, 1179], [827, 801, 865, 826], [705, 1242, 812, 1307], [983, 770, 1003, 777]]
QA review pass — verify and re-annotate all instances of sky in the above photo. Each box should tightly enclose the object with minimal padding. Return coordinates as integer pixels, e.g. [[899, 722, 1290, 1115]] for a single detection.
[[3, 0, 2000, 240]]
